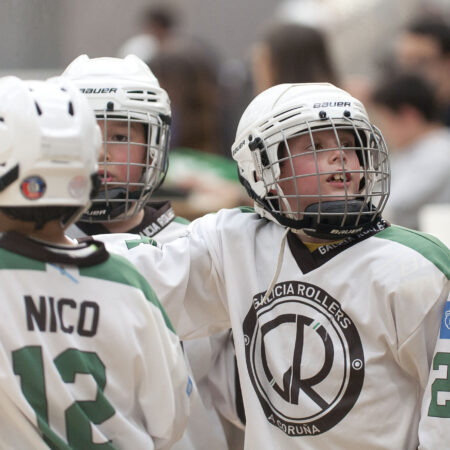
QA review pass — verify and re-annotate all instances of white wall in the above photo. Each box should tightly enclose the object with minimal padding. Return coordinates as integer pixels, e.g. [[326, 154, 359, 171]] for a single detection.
[[0, 0, 443, 80]]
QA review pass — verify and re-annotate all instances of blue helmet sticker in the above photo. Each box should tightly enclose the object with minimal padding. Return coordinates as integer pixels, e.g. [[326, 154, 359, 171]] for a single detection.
[[21, 176, 46, 200]]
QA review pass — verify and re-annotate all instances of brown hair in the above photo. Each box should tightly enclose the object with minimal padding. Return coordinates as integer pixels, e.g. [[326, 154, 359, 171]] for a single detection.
[[262, 23, 339, 86], [149, 41, 220, 153]]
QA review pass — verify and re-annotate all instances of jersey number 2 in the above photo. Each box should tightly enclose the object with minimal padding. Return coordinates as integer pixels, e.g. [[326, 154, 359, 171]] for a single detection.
[[428, 352, 450, 418], [13, 346, 115, 449]]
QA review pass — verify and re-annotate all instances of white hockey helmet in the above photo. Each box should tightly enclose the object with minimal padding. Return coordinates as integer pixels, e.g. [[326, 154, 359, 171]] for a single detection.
[[232, 83, 390, 238], [61, 54, 171, 222], [0, 76, 101, 224]]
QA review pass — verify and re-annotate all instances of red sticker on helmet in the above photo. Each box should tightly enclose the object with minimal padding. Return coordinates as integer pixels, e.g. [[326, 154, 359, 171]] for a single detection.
[[21, 176, 46, 200]]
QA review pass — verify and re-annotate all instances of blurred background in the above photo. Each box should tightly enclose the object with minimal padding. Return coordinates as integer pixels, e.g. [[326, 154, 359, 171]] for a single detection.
[[2, 0, 449, 243], [1, 0, 446, 77]]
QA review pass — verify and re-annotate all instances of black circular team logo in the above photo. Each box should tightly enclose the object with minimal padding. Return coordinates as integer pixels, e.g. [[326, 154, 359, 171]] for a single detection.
[[243, 281, 364, 437]]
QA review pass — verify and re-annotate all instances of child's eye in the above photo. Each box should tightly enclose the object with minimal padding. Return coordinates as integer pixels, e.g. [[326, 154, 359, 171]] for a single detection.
[[111, 134, 128, 142]]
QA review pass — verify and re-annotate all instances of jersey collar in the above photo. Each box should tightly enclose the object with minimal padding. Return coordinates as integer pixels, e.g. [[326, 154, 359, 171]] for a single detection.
[[75, 201, 176, 237], [287, 220, 389, 274], [0, 231, 109, 267]]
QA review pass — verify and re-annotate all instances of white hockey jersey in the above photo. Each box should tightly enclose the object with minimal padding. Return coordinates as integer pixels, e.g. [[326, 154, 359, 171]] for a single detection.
[[105, 207, 450, 450], [68, 202, 243, 450], [0, 231, 190, 449]]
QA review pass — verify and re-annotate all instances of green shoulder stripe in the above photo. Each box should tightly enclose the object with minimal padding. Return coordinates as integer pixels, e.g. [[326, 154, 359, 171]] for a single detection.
[[238, 206, 255, 213], [0, 248, 46, 271], [80, 253, 174, 332], [125, 236, 158, 250], [174, 216, 190, 225], [375, 225, 450, 278]]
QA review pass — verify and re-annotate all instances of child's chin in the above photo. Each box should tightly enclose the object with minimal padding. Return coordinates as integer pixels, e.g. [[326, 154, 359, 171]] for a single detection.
[[326, 195, 356, 202]]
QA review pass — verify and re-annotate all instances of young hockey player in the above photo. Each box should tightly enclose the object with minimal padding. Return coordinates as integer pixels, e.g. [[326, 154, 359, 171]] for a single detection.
[[63, 54, 179, 239], [106, 82, 449, 449], [0, 76, 190, 449], [61, 54, 244, 449]]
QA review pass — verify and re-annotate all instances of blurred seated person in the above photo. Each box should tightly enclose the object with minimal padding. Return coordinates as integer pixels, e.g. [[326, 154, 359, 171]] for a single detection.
[[117, 3, 180, 60], [394, 15, 450, 126], [250, 22, 340, 94], [150, 42, 250, 220], [369, 73, 450, 230]]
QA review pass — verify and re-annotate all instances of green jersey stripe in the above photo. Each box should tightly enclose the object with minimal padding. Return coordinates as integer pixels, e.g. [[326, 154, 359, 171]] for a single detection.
[[0, 248, 46, 271], [375, 225, 450, 278], [79, 253, 175, 332]]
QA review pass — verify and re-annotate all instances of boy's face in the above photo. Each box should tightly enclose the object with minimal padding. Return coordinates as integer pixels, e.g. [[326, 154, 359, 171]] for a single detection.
[[277, 128, 362, 214], [97, 120, 147, 191]]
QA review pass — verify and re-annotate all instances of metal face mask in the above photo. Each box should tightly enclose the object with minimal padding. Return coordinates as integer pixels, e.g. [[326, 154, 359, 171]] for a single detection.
[[87, 109, 170, 222], [232, 83, 390, 238]]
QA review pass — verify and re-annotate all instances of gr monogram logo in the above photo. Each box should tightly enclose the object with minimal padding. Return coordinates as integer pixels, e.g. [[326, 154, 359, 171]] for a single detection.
[[243, 281, 364, 437], [261, 314, 334, 407]]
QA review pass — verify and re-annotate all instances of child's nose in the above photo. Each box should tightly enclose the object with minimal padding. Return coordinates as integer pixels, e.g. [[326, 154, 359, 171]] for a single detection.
[[328, 147, 347, 164]]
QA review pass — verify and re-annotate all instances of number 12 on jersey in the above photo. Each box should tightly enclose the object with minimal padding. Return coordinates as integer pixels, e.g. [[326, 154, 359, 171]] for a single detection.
[[13, 346, 116, 449]]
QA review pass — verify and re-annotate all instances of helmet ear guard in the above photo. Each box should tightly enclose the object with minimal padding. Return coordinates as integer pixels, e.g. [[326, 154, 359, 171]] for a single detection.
[[232, 83, 390, 239]]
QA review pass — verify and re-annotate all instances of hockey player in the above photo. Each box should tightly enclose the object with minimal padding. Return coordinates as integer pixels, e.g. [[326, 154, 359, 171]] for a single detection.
[[61, 54, 244, 449], [63, 54, 179, 239], [0, 76, 190, 449], [105, 83, 450, 448]]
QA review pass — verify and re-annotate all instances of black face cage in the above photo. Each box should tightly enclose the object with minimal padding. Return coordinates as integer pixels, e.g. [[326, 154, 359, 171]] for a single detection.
[[81, 110, 170, 223], [244, 116, 390, 238]]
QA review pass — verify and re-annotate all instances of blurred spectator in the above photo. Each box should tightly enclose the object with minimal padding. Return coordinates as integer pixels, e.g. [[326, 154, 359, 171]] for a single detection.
[[150, 41, 221, 153], [217, 58, 252, 160], [150, 41, 250, 220], [250, 22, 340, 94], [140, 3, 179, 47], [369, 73, 450, 230], [117, 3, 180, 61], [393, 16, 450, 126]]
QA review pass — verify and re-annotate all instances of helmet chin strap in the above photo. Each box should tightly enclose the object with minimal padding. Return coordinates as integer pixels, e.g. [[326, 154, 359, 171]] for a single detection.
[[300, 200, 375, 239], [257, 198, 379, 240], [80, 187, 142, 222]]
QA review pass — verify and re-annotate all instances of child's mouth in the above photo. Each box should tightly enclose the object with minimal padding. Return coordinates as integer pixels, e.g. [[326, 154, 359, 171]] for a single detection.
[[326, 172, 351, 184]]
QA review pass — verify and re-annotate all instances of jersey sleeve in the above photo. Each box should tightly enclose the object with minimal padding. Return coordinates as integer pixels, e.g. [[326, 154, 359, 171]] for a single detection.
[[376, 229, 449, 448], [418, 298, 450, 449], [396, 287, 447, 389], [136, 298, 192, 449], [205, 330, 246, 429], [122, 213, 231, 339], [87, 253, 193, 448]]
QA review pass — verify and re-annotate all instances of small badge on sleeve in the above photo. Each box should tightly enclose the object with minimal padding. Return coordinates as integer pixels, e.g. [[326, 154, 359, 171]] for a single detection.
[[440, 301, 450, 340], [186, 376, 193, 397], [21, 176, 46, 200]]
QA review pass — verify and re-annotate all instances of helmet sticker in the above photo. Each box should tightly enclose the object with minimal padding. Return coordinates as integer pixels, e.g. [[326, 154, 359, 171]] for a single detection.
[[68, 175, 89, 198], [21, 176, 46, 200]]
